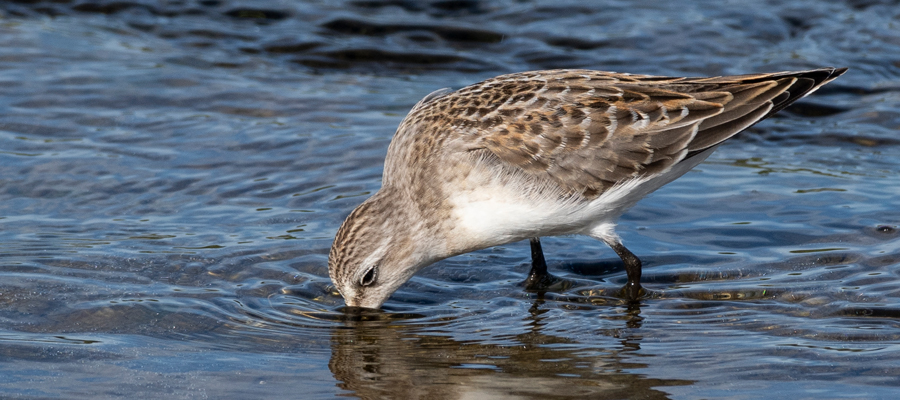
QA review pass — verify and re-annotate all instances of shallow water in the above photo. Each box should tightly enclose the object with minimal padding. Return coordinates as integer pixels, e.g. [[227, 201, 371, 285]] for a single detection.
[[1, 0, 899, 398]]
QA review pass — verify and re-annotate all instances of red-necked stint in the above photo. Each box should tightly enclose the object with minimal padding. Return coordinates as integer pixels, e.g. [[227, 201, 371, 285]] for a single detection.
[[329, 67, 848, 309]]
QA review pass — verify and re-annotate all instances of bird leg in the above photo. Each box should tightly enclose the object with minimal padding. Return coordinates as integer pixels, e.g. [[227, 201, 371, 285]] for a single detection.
[[609, 242, 645, 301], [522, 237, 559, 290]]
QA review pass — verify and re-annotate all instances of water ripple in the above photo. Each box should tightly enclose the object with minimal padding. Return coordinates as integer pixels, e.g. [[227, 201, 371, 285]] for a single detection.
[[1, 0, 899, 398]]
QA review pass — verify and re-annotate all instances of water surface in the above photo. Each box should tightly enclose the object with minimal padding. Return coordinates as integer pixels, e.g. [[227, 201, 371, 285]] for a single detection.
[[1, 0, 899, 398]]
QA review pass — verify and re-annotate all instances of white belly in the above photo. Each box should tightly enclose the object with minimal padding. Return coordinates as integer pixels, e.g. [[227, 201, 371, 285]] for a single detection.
[[446, 147, 716, 252]]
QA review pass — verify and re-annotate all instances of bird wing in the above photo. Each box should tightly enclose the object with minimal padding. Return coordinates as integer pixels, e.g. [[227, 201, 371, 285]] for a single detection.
[[405, 67, 846, 198]]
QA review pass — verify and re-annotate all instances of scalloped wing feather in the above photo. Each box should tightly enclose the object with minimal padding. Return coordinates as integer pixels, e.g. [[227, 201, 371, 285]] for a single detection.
[[396, 67, 847, 199]]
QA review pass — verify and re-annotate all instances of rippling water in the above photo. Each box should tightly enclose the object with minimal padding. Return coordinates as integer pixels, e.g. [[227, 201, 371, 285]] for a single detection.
[[1, 0, 899, 398]]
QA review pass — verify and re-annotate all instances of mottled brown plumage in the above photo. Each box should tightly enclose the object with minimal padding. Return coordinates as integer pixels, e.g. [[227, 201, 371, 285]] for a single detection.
[[397, 68, 845, 197], [330, 67, 847, 309]]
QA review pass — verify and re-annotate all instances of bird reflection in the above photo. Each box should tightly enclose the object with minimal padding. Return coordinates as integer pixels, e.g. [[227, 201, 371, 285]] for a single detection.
[[329, 298, 691, 399]]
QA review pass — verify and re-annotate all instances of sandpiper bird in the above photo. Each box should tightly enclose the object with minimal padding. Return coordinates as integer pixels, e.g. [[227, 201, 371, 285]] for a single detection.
[[329, 67, 847, 309]]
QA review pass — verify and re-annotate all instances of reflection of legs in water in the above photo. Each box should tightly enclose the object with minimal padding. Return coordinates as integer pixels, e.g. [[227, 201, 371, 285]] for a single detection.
[[625, 302, 644, 330], [330, 292, 688, 399]]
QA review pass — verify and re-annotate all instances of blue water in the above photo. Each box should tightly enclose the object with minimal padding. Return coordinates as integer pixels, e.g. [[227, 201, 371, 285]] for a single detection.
[[1, 0, 899, 398]]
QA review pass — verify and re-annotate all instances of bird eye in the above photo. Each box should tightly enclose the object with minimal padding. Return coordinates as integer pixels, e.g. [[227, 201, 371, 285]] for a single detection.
[[359, 265, 377, 287]]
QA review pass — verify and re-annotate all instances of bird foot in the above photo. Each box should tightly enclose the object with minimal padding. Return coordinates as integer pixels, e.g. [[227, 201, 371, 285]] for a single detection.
[[617, 282, 646, 302], [521, 271, 568, 291]]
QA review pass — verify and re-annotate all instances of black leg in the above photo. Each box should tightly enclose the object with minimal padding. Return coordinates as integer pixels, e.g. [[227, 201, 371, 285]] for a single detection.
[[522, 237, 559, 290], [529, 237, 547, 276], [609, 242, 644, 301]]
